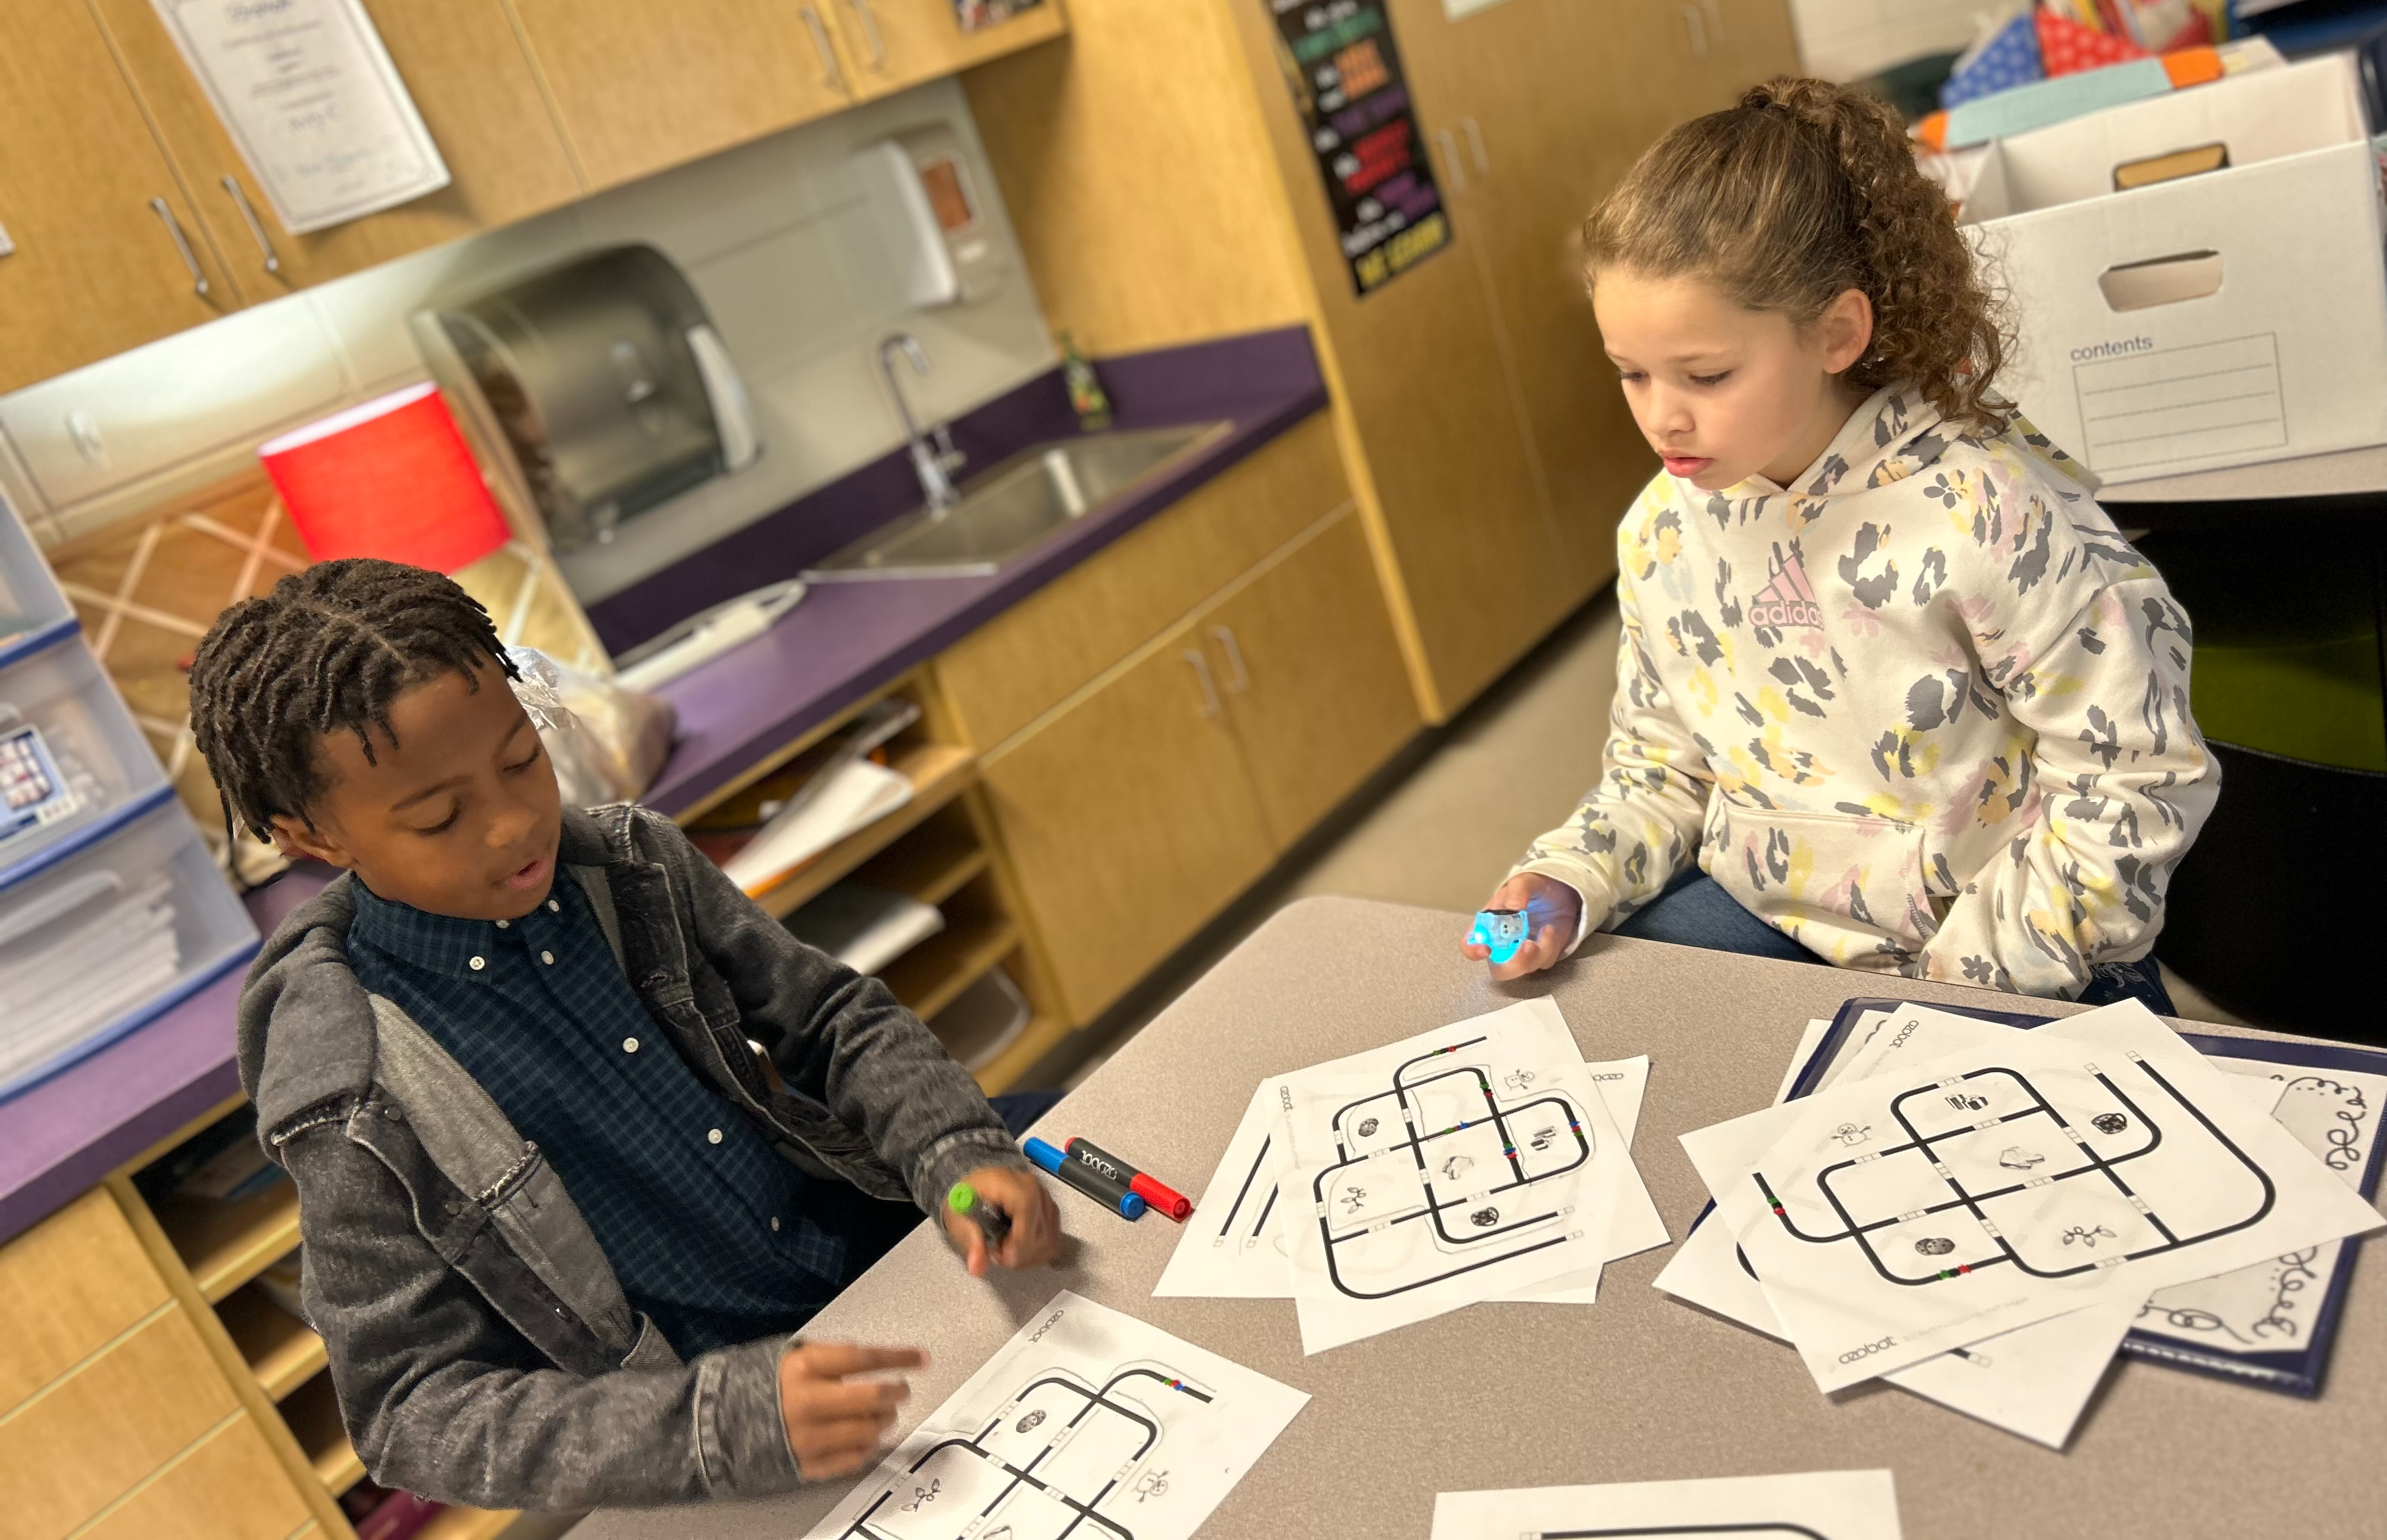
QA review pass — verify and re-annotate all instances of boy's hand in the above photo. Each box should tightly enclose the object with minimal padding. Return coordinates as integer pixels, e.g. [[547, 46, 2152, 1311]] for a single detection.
[[1460, 874, 1582, 981], [777, 1342, 922, 1479], [940, 1165, 1060, 1277]]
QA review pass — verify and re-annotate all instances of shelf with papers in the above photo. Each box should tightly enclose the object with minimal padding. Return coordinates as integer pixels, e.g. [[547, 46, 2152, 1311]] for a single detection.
[[726, 739, 977, 923], [850, 801, 991, 908], [286, 1369, 366, 1496], [155, 1178, 302, 1304], [886, 913, 1021, 1023], [971, 1011, 1073, 1098], [220, 1281, 326, 1401]]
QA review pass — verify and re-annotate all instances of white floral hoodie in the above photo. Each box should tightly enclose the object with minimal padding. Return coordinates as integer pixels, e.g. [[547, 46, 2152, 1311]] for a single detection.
[[1513, 385, 2216, 998]]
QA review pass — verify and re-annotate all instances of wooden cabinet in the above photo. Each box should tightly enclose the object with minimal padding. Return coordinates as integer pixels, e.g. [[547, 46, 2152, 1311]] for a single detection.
[[87, 0, 586, 294], [506, 0, 856, 189], [980, 609, 1279, 1021], [1204, 511, 1420, 846], [828, 0, 1069, 101], [935, 413, 1347, 752], [0, 2, 239, 394], [77, 1415, 314, 1540], [1219, 0, 1575, 718]]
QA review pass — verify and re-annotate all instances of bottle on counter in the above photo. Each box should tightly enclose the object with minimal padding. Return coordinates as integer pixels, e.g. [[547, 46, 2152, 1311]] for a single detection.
[[1058, 331, 1113, 432]]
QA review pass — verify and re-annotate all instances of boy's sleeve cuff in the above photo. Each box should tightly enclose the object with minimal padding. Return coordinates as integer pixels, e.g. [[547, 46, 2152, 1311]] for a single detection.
[[913, 1127, 1035, 1213], [697, 1336, 803, 1498]]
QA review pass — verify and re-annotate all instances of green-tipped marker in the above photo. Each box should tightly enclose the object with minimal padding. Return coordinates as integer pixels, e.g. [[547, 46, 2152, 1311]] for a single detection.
[[947, 1180, 1012, 1248]]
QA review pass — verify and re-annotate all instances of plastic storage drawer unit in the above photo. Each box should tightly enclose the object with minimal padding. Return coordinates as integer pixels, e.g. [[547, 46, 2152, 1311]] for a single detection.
[[0, 626, 173, 876], [0, 797, 258, 1100]]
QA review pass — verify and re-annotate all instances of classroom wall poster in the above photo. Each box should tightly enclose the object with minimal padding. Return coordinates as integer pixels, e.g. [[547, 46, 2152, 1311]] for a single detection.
[[1266, 0, 1452, 295]]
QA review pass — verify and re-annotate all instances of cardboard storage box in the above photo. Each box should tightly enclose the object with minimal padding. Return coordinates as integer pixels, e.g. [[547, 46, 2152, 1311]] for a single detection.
[[1961, 57, 2387, 483]]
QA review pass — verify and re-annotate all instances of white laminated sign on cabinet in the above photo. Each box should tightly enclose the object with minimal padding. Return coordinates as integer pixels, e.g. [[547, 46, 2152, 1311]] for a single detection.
[[148, 0, 452, 234]]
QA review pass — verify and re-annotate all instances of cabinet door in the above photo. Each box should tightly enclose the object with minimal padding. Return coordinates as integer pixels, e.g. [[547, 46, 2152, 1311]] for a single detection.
[[828, 0, 1067, 99], [0, 4, 239, 394], [508, 0, 854, 189], [1206, 510, 1421, 846], [980, 619, 1276, 1021], [1219, 0, 1572, 721], [1386, 0, 1656, 600], [88, 0, 584, 294]]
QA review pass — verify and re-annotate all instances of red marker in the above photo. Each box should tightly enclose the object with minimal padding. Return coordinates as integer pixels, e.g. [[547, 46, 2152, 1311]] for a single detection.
[[1063, 1138, 1194, 1222]]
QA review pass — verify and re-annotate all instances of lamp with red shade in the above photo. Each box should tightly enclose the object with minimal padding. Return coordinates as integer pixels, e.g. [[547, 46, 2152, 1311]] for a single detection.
[[258, 384, 607, 670]]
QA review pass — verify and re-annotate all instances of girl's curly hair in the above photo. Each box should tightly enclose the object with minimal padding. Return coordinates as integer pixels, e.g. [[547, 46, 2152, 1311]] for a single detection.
[[1583, 76, 2010, 432]]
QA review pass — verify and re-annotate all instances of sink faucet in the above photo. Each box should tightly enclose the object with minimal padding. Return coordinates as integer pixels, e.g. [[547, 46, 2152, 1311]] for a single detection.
[[877, 333, 964, 511]]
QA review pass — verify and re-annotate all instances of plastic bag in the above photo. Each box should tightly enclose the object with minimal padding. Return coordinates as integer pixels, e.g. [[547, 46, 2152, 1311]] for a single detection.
[[507, 647, 677, 807]]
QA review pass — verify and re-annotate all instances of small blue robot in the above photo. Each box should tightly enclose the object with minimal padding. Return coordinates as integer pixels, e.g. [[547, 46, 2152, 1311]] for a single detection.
[[1469, 907, 1529, 965]]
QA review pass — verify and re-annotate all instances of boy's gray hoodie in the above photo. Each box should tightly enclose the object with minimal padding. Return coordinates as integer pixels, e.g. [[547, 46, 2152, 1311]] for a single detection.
[[236, 802, 1028, 1510]]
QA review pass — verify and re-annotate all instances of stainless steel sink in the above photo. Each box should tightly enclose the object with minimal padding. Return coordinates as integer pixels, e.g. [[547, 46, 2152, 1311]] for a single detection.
[[802, 422, 1232, 580]]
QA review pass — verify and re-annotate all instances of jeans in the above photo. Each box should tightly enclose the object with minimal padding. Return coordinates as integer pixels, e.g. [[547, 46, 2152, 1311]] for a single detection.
[[1611, 869, 2178, 1015]]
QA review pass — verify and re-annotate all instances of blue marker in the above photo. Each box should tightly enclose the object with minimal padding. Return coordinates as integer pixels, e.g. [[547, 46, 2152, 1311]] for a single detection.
[[1024, 1136, 1147, 1219], [1469, 907, 1529, 964]]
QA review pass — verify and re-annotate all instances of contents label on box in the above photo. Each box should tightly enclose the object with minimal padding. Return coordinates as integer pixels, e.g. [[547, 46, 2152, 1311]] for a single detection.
[[2071, 334, 2286, 474]]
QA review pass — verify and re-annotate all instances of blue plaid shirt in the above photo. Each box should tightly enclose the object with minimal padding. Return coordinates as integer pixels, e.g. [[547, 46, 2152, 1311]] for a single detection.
[[347, 875, 855, 1357]]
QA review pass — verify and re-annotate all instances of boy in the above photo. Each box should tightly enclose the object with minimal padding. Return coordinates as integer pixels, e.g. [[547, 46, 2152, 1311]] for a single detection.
[[191, 559, 1061, 1510]]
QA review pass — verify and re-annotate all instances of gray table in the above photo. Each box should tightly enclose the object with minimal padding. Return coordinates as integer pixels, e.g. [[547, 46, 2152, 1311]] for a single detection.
[[583, 897, 2386, 1540]]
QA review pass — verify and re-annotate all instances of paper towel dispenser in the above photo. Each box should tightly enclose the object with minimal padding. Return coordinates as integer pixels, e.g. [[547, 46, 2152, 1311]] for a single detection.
[[411, 245, 760, 553]]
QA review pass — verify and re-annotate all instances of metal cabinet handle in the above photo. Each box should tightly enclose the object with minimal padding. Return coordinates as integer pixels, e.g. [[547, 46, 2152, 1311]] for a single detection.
[[798, 5, 847, 91], [1210, 626, 1250, 694], [147, 196, 208, 298], [1432, 127, 1467, 192], [1459, 117, 1489, 178], [1680, 4, 1707, 53], [1184, 649, 1223, 719], [219, 176, 281, 275], [844, 0, 887, 69]]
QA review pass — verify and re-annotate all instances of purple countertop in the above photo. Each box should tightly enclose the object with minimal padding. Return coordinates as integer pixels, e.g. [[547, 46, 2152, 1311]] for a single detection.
[[0, 326, 1327, 1246], [637, 326, 1327, 814]]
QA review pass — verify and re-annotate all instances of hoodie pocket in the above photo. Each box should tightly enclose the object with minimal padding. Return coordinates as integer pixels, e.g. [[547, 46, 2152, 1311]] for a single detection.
[[1706, 800, 1936, 958]]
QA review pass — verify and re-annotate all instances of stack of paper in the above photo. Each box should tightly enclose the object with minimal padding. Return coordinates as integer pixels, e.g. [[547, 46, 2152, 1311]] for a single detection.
[[1157, 999, 1668, 1352], [0, 872, 181, 1085], [783, 881, 943, 976], [1660, 999, 2385, 1447]]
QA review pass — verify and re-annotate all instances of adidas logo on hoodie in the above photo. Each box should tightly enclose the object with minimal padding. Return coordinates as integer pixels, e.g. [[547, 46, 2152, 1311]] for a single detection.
[[1749, 549, 1823, 630]]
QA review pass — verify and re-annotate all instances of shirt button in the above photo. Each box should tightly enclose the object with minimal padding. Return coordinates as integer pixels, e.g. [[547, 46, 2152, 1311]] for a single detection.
[[495, 919, 509, 929], [707, 1128, 724, 1145], [770, 1216, 781, 1233], [623, 1036, 640, 1053], [541, 950, 556, 966], [548, 898, 560, 913], [468, 956, 486, 971]]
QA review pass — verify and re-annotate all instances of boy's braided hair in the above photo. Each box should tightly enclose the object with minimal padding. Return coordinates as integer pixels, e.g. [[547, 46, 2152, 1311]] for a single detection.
[[188, 558, 518, 839]]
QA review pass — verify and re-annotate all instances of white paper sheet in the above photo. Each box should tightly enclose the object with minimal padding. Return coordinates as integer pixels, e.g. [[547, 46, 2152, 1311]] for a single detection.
[[1433, 1468, 1904, 1539], [151, 0, 450, 233], [1154, 1033, 1658, 1307], [1682, 1001, 2385, 1391], [800, 1291, 1306, 1540], [1658, 1005, 2138, 1446], [723, 758, 911, 894]]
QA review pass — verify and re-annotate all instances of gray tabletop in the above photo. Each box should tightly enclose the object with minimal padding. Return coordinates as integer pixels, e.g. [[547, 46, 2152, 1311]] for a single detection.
[[581, 897, 2386, 1540]]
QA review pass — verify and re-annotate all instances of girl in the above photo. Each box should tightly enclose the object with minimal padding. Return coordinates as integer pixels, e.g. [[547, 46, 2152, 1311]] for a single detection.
[[1466, 78, 2214, 1010]]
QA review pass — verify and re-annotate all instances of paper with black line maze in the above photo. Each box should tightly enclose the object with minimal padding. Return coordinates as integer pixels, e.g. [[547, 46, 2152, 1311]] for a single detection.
[[1269, 1000, 1665, 1353], [801, 1291, 1305, 1540], [1154, 1040, 1659, 1307], [1153, 1001, 1665, 1335], [1680, 1000, 2383, 1393]]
